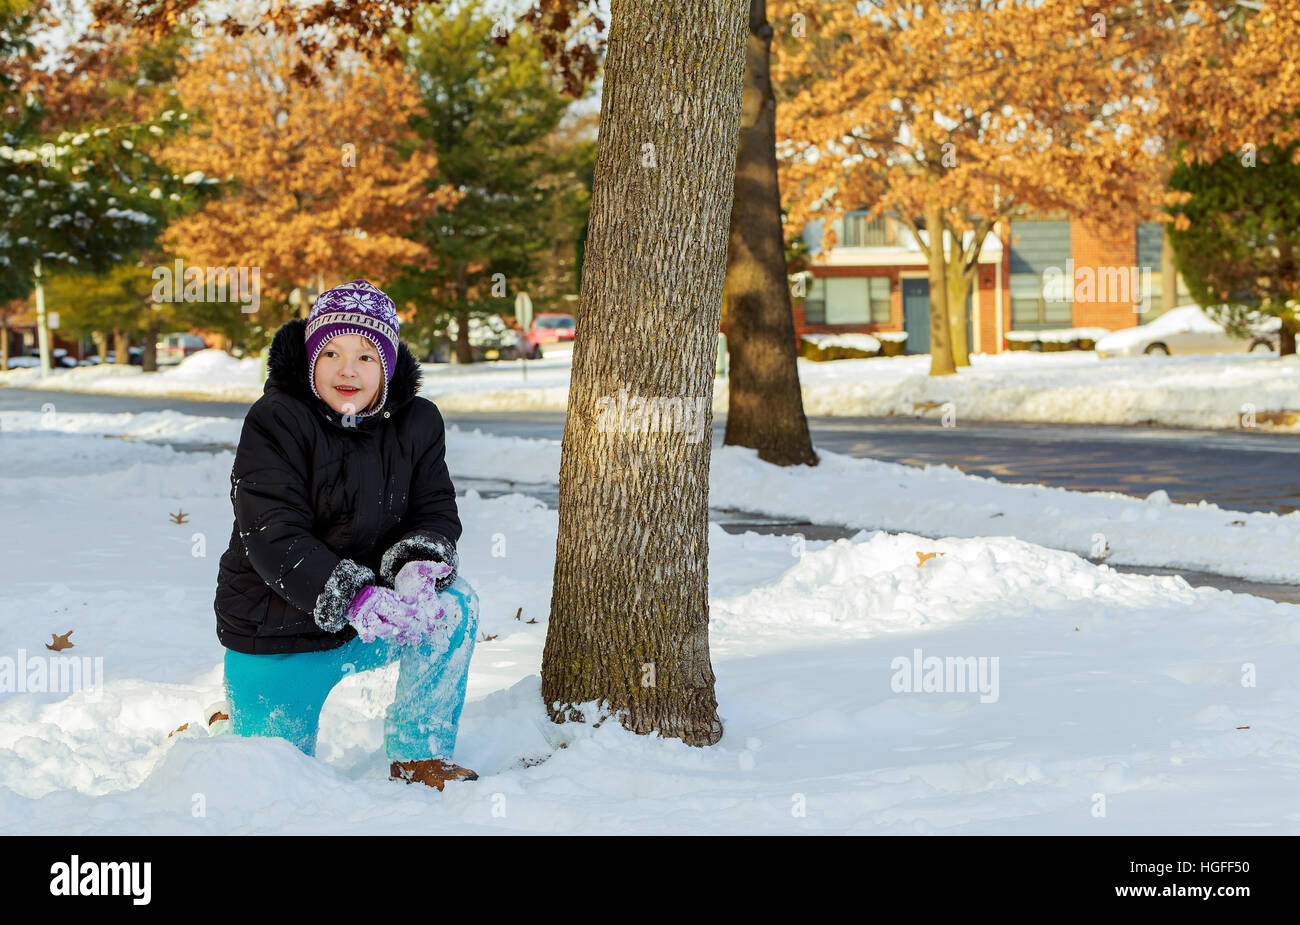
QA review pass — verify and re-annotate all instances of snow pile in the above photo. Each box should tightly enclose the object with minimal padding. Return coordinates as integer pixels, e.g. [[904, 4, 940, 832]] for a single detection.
[[161, 349, 260, 385], [1006, 327, 1110, 344], [0, 351, 263, 401], [801, 333, 882, 353], [7, 335, 1300, 431]]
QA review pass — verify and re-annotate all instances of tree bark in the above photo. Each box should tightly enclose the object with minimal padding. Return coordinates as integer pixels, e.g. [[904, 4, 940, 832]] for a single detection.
[[141, 312, 159, 372], [1281, 315, 1296, 356], [540, 0, 748, 746], [925, 208, 957, 376], [1161, 222, 1178, 315], [0, 315, 8, 372], [721, 0, 819, 467], [454, 264, 473, 364], [946, 241, 972, 366], [113, 328, 129, 365]]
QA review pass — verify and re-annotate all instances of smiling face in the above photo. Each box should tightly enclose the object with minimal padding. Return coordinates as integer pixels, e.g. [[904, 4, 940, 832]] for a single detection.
[[312, 334, 384, 415]]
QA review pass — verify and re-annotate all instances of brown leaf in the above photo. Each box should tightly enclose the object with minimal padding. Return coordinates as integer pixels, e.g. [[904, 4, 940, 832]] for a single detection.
[[170, 509, 189, 524], [514, 607, 522, 621], [916, 551, 945, 566], [46, 630, 74, 651], [481, 633, 498, 642]]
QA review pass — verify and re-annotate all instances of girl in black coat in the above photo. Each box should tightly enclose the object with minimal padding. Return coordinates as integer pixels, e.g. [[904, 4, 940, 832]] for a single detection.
[[211, 279, 479, 790]]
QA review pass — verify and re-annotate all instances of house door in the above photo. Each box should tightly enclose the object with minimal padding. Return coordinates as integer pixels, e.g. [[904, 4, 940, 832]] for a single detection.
[[902, 278, 930, 354], [902, 279, 975, 355]]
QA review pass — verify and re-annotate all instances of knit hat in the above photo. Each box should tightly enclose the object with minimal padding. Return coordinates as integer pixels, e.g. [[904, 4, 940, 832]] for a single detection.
[[305, 279, 400, 417]]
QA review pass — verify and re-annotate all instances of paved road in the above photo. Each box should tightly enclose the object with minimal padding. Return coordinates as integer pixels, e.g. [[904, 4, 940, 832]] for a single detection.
[[5, 386, 1300, 602], [4, 387, 1299, 512]]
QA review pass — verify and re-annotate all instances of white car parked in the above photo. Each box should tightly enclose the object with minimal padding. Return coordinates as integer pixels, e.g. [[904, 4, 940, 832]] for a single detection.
[[1095, 306, 1279, 358]]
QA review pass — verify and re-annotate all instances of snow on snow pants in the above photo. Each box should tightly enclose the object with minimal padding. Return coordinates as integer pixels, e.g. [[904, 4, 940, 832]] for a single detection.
[[222, 576, 479, 761]]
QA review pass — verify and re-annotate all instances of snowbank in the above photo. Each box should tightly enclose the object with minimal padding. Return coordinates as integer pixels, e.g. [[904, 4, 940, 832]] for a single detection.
[[7, 342, 1300, 431]]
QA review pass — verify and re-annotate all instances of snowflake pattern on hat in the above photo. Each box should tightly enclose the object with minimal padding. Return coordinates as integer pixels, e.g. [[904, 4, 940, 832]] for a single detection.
[[313, 279, 398, 326]]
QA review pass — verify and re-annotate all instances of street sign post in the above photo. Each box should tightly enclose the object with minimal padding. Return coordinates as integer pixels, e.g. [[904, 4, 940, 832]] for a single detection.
[[515, 291, 533, 381]]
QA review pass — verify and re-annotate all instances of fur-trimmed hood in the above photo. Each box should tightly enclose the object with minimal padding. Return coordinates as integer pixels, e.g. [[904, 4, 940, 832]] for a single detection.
[[264, 317, 423, 433]]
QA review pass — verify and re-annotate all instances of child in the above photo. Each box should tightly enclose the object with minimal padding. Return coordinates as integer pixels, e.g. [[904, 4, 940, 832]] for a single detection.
[[211, 279, 479, 791]]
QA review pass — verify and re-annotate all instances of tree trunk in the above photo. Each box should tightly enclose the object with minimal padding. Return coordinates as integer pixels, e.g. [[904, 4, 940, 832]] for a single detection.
[[926, 208, 957, 376], [454, 264, 473, 364], [946, 247, 972, 366], [93, 331, 107, 363], [540, 0, 748, 746], [0, 315, 8, 372], [141, 312, 159, 372], [721, 0, 819, 467], [1161, 222, 1178, 315], [1281, 315, 1296, 356], [113, 328, 129, 365]]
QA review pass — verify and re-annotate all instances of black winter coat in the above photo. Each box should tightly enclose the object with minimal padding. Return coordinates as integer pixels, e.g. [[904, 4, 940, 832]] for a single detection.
[[213, 317, 461, 655]]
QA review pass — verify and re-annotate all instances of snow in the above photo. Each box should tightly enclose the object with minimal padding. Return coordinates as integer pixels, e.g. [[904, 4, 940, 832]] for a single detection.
[[1, 409, 1299, 833], [801, 333, 882, 352], [5, 408, 1300, 583], [6, 339, 1299, 430], [1006, 326, 1110, 344]]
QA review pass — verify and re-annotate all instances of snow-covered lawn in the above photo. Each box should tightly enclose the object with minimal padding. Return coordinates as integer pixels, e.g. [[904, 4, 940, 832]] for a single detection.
[[1, 410, 1298, 833], [5, 344, 1300, 430]]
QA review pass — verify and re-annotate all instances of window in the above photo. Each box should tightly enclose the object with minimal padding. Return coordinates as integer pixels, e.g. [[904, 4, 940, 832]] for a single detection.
[[868, 276, 891, 322], [842, 212, 889, 247], [804, 276, 825, 324], [1009, 219, 1071, 326], [805, 276, 891, 324], [1011, 272, 1072, 326]]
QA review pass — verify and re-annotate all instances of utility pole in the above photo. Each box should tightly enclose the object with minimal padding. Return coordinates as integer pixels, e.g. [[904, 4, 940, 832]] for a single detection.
[[34, 258, 51, 378]]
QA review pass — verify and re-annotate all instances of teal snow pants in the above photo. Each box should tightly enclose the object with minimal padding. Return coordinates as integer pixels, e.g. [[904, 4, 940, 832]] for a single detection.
[[222, 576, 479, 761]]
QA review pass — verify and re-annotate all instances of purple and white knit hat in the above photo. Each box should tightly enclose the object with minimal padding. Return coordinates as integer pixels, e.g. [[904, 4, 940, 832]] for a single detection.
[[305, 279, 400, 417]]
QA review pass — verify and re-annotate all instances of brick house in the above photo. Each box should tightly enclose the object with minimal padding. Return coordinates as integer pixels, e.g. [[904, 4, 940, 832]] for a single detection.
[[2, 308, 84, 364], [794, 208, 1192, 354]]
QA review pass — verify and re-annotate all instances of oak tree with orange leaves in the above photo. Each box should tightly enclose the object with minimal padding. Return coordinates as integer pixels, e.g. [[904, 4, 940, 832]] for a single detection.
[[772, 0, 1184, 376], [157, 27, 462, 341]]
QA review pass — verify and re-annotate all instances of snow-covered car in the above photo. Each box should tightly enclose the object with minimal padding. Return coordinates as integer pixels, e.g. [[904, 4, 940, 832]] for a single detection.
[[1094, 306, 1278, 358], [445, 314, 522, 361], [5, 355, 40, 369]]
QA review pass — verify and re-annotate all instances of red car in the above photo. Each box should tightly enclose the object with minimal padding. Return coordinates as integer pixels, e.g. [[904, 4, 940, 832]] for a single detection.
[[521, 313, 575, 358]]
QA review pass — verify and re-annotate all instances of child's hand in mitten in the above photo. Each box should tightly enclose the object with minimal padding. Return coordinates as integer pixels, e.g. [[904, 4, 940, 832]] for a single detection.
[[345, 585, 424, 645], [394, 560, 452, 631]]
